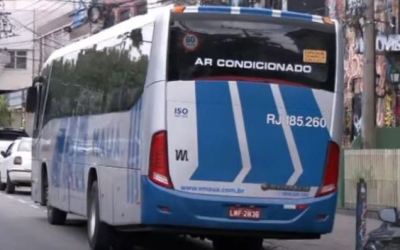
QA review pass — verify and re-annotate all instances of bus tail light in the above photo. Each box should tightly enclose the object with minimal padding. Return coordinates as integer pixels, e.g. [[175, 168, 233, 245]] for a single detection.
[[149, 131, 173, 189], [14, 156, 22, 165], [316, 141, 340, 197]]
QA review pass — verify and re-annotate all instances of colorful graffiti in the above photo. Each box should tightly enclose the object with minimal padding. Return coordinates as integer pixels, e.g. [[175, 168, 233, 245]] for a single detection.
[[340, 0, 400, 146]]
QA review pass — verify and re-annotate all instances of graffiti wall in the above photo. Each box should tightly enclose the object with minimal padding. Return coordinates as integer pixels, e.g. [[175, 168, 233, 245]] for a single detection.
[[340, 0, 400, 146]]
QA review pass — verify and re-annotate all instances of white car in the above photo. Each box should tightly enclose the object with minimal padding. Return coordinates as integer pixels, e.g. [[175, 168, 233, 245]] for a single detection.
[[0, 137, 32, 194]]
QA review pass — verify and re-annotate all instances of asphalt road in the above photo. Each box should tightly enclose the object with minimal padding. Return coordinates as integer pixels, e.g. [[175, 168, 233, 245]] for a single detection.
[[0, 188, 381, 250]]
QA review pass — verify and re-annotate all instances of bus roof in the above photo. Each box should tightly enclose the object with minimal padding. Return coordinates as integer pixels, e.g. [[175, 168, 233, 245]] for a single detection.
[[174, 5, 335, 24], [44, 5, 335, 69], [44, 6, 164, 66]]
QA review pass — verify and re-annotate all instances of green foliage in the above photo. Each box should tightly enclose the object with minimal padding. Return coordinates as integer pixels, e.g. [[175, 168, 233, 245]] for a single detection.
[[0, 95, 11, 127]]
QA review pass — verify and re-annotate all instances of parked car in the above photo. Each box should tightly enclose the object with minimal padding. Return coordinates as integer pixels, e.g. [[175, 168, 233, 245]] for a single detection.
[[0, 137, 32, 194], [0, 128, 29, 191], [0, 128, 28, 153]]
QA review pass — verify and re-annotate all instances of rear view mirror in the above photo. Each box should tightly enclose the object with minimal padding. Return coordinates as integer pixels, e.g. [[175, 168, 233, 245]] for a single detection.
[[1, 151, 6, 158], [26, 76, 45, 113], [25, 86, 37, 113], [378, 208, 398, 224]]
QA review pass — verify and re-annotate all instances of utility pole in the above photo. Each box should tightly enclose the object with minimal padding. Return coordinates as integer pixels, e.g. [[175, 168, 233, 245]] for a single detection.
[[32, 9, 36, 78], [361, 0, 376, 148], [281, 0, 287, 10]]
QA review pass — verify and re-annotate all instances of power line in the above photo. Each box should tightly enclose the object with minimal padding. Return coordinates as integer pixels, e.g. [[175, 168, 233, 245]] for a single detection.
[[0, 38, 60, 49], [46, 0, 91, 3], [8, 15, 64, 46], [18, 0, 43, 10], [13, 1, 69, 33], [0, 39, 33, 46]]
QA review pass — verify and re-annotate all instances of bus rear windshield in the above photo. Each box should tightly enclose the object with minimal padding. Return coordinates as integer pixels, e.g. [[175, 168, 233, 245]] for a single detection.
[[168, 14, 336, 92]]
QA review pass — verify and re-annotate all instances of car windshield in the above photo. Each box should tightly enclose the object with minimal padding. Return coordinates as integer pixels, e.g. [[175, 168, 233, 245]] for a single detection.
[[0, 129, 28, 141]]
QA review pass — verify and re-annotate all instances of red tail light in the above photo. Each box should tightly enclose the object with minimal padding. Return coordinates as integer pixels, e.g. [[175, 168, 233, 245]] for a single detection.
[[149, 131, 173, 189], [316, 141, 340, 197]]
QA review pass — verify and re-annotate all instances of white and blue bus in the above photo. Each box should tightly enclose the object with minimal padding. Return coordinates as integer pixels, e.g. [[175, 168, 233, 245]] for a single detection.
[[28, 5, 343, 250]]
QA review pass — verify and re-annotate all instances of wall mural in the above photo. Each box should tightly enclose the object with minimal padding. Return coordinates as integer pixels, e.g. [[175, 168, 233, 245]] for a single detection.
[[341, 0, 400, 146]]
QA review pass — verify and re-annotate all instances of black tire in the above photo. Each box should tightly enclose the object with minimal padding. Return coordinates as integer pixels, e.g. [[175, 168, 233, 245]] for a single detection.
[[40, 169, 48, 206], [5, 174, 15, 194], [212, 237, 263, 250], [0, 172, 6, 191], [47, 204, 67, 225], [87, 180, 114, 250]]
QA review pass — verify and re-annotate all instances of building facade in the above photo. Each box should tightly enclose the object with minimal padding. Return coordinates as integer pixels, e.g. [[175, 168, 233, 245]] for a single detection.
[[342, 0, 400, 147], [0, 1, 75, 131]]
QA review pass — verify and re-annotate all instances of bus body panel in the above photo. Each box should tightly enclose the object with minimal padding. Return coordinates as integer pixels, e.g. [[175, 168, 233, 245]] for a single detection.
[[145, 9, 170, 86], [141, 178, 336, 235], [33, 108, 144, 225], [331, 20, 344, 144], [167, 80, 335, 199]]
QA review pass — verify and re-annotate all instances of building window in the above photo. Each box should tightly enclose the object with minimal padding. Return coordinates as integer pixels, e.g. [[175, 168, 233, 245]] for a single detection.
[[119, 9, 130, 21], [5, 51, 27, 69]]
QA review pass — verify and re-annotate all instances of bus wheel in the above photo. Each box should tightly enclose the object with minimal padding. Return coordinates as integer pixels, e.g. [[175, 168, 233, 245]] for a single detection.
[[212, 236, 263, 250], [0, 173, 6, 191], [40, 169, 48, 206], [87, 180, 113, 250], [47, 205, 67, 225], [5, 175, 15, 194]]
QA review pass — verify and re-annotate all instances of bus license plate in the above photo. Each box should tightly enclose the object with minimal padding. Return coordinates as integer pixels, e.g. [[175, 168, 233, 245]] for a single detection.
[[228, 207, 261, 220]]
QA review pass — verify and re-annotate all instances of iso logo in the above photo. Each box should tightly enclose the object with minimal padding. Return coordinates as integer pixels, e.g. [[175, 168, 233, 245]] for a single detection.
[[174, 107, 189, 118], [182, 33, 199, 51]]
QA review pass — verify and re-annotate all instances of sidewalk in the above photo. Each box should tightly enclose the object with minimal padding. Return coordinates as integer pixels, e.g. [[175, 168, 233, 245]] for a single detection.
[[264, 212, 381, 250], [336, 207, 379, 220]]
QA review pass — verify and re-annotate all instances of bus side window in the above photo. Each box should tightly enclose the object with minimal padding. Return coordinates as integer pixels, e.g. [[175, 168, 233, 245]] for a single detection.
[[102, 23, 154, 113], [40, 23, 154, 126]]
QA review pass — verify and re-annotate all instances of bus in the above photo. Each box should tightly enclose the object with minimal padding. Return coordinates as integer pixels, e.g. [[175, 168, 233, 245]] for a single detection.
[[28, 5, 343, 250]]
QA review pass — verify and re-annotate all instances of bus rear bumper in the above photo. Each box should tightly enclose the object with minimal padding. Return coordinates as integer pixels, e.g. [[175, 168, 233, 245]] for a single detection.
[[141, 179, 337, 238]]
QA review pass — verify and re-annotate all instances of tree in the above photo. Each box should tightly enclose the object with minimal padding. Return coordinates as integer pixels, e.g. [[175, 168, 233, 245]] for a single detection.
[[0, 95, 11, 127]]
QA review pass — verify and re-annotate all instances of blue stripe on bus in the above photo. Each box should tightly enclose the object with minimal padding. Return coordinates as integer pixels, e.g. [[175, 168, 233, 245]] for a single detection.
[[127, 106, 134, 203], [279, 86, 330, 186], [281, 11, 313, 21], [198, 6, 232, 14], [237, 82, 293, 184], [74, 117, 88, 192], [51, 120, 67, 188], [127, 98, 143, 203], [239, 8, 273, 16], [195, 6, 315, 22], [191, 81, 242, 182], [134, 99, 143, 203]]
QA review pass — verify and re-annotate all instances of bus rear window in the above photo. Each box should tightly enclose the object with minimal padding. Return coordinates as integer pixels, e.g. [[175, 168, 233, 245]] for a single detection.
[[168, 14, 336, 92]]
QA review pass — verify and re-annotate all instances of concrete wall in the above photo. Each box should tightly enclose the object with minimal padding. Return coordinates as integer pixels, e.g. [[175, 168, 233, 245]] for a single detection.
[[0, 50, 34, 91]]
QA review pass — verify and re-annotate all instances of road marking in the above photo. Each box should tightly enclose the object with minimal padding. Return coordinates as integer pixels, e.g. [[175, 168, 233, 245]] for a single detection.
[[18, 199, 27, 204], [1, 191, 47, 213]]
